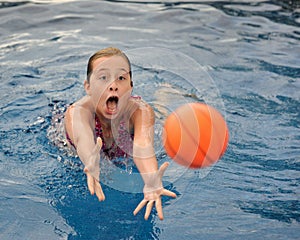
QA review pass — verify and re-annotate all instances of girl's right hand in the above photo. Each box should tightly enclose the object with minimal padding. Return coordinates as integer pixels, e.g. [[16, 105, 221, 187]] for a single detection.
[[84, 170, 105, 201], [84, 137, 105, 201]]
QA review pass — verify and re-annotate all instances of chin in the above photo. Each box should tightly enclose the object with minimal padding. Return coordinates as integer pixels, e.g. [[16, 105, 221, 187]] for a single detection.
[[97, 106, 120, 120]]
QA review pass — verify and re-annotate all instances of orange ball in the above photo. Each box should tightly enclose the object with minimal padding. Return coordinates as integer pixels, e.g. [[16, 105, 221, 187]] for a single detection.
[[162, 103, 229, 168]]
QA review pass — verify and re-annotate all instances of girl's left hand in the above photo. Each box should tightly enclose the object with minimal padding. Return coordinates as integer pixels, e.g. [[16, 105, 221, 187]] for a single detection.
[[133, 162, 177, 220]]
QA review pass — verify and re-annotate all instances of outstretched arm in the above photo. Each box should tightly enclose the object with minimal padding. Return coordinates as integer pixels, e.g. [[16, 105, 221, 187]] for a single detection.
[[65, 104, 105, 201], [131, 103, 176, 220]]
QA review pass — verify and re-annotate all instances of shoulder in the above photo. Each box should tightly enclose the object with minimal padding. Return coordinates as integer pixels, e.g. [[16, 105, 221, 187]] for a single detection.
[[129, 96, 152, 111], [129, 97, 154, 125], [65, 96, 95, 128], [66, 96, 94, 116]]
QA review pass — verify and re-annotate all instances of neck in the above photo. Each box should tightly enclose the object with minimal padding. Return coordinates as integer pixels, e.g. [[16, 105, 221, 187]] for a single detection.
[[95, 112, 122, 130]]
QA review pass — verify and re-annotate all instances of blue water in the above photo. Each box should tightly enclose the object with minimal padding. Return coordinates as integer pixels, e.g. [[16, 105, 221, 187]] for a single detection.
[[0, 0, 299, 239]]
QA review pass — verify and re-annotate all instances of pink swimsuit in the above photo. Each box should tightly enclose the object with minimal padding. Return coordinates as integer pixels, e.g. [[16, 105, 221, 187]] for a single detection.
[[66, 115, 134, 159], [95, 115, 134, 159], [66, 96, 142, 159]]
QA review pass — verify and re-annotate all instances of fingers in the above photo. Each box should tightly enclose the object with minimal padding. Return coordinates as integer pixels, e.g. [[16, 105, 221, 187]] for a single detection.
[[134, 194, 176, 220], [158, 162, 170, 177], [96, 137, 103, 148], [133, 199, 147, 216], [86, 172, 95, 195], [162, 189, 177, 198], [145, 200, 154, 220], [92, 137, 103, 155], [160, 161, 169, 170], [85, 169, 105, 201], [155, 197, 163, 220], [95, 180, 105, 201], [135, 198, 164, 221]]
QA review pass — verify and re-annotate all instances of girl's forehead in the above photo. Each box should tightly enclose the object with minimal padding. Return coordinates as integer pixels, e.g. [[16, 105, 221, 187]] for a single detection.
[[92, 55, 129, 72]]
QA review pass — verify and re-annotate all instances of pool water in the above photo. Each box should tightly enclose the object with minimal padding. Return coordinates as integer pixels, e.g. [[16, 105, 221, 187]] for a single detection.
[[0, 0, 299, 239]]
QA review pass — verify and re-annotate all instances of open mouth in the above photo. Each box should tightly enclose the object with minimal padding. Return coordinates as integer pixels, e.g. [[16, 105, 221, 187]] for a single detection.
[[106, 96, 119, 114]]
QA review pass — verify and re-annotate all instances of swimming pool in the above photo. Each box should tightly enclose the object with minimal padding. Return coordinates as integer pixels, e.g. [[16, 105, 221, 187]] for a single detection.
[[0, 0, 299, 239]]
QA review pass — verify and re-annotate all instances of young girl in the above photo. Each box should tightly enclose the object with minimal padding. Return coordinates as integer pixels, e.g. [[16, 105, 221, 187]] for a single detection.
[[64, 47, 176, 220]]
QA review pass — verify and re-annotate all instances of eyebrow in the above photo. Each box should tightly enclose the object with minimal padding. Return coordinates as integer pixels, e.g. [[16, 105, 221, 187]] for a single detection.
[[94, 68, 129, 73]]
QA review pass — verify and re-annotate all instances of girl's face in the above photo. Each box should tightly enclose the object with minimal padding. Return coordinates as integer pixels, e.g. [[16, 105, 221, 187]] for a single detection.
[[85, 55, 132, 119]]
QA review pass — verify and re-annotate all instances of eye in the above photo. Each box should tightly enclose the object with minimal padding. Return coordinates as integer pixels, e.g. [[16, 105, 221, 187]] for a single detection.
[[118, 74, 127, 81], [98, 75, 107, 81]]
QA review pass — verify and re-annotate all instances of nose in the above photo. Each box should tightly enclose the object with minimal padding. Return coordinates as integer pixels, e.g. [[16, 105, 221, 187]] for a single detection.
[[109, 86, 118, 91], [109, 81, 118, 92]]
